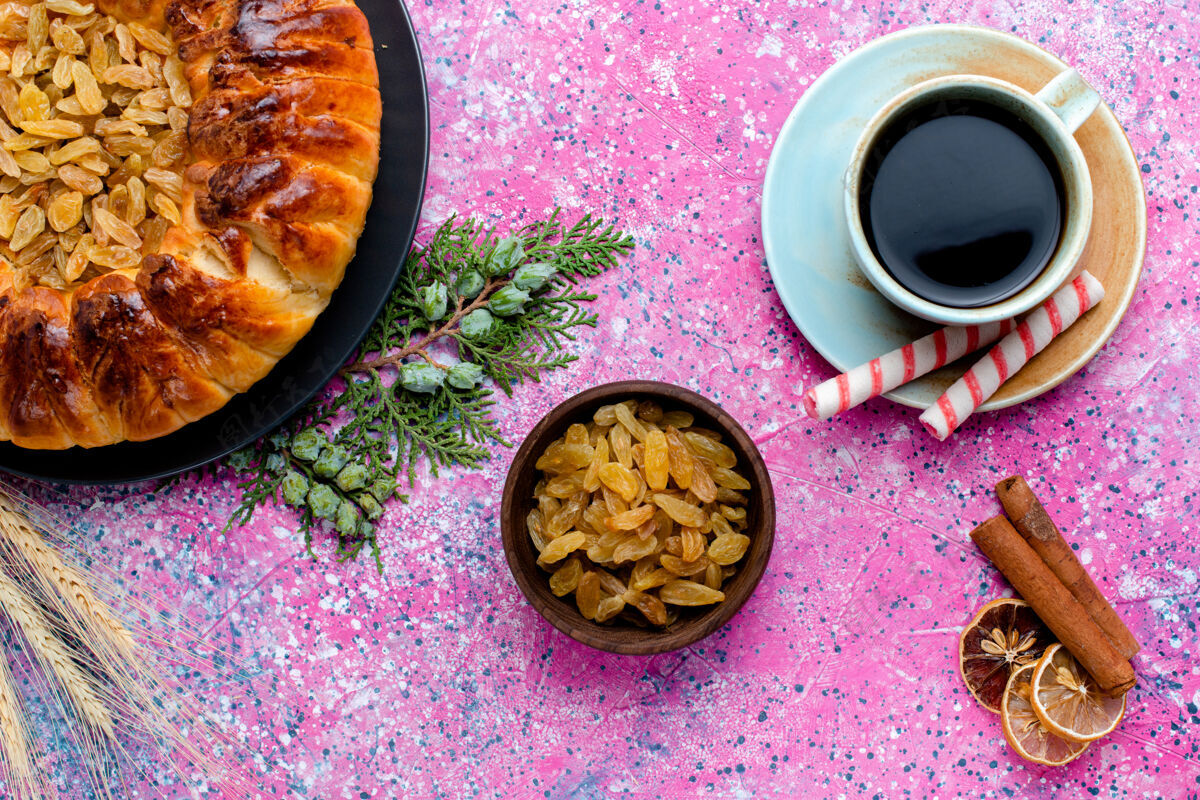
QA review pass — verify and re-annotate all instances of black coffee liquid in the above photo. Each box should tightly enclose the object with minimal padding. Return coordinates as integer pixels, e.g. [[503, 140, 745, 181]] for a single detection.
[[860, 98, 1065, 308]]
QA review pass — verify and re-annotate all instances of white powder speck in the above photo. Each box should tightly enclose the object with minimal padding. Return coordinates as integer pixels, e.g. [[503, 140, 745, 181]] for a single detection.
[[755, 34, 783, 58]]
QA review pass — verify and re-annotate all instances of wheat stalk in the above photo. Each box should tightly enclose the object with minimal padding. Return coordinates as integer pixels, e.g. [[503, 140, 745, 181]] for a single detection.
[[0, 495, 137, 664], [0, 654, 42, 800], [1, 492, 229, 683], [0, 571, 115, 739], [0, 500, 187, 793], [0, 483, 260, 799]]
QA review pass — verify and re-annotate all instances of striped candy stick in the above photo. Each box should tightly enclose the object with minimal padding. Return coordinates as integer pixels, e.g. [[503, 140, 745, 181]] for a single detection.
[[919, 271, 1105, 441], [802, 318, 1017, 420]]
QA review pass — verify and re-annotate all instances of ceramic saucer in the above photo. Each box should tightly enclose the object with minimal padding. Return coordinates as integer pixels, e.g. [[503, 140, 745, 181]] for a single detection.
[[762, 24, 1145, 411]]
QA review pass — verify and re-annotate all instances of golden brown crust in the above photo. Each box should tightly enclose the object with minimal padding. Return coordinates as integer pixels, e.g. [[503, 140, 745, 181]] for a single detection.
[[189, 80, 381, 179], [171, 0, 379, 91], [0, 0, 381, 449], [188, 155, 371, 294], [0, 285, 112, 449], [71, 273, 234, 441], [136, 253, 321, 375]]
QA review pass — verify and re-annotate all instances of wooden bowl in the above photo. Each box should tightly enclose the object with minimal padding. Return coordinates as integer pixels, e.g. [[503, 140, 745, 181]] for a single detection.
[[500, 380, 776, 655]]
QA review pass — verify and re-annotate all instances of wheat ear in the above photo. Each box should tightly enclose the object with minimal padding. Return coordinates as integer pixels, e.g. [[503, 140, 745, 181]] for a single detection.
[[0, 490, 254, 685], [0, 572, 114, 739], [0, 496, 137, 664], [0, 489, 257, 798], [0, 653, 44, 800]]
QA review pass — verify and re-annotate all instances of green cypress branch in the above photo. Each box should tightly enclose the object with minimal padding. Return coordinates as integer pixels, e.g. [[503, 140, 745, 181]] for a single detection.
[[204, 209, 634, 568]]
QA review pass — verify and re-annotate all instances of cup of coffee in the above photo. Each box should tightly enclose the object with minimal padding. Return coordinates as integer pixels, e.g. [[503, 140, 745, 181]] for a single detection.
[[844, 68, 1100, 325]]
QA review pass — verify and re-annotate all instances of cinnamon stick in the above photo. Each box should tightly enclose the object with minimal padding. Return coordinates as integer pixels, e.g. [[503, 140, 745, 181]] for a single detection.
[[996, 476, 1140, 659], [971, 516, 1135, 696]]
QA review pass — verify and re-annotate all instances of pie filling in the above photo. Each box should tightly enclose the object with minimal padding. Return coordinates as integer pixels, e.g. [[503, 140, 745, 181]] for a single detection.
[[0, 1, 190, 291]]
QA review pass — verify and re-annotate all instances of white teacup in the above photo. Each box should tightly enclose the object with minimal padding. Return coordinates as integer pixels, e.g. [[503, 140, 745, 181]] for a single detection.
[[844, 69, 1100, 326]]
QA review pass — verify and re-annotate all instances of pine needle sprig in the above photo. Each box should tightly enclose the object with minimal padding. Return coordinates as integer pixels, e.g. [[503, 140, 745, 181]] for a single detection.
[[333, 380, 501, 480], [218, 209, 633, 566], [522, 208, 634, 278], [334, 207, 633, 459], [451, 285, 599, 393], [224, 428, 399, 569]]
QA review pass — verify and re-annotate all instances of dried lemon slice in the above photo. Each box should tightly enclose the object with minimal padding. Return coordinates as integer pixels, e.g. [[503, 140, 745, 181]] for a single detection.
[[1031, 643, 1127, 743], [959, 598, 1055, 713], [1001, 663, 1090, 766]]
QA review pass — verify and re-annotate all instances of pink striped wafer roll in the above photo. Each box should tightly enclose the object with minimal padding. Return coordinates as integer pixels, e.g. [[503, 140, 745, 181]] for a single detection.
[[802, 318, 1017, 420], [919, 271, 1105, 441]]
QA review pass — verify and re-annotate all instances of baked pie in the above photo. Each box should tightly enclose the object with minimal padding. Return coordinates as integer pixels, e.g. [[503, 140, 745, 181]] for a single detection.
[[0, 0, 381, 448]]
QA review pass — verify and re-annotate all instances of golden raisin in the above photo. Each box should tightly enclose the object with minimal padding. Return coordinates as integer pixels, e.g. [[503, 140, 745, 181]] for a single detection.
[[708, 534, 751, 566], [597, 462, 638, 503], [581, 435, 608, 493], [623, 589, 667, 626], [664, 427, 694, 489], [102, 64, 155, 90], [594, 595, 626, 623], [636, 400, 663, 423], [63, 233, 92, 280], [547, 491, 587, 538], [564, 423, 589, 446], [689, 457, 718, 504], [661, 410, 694, 428], [704, 562, 723, 591], [659, 580, 725, 606], [546, 471, 590, 499], [613, 402, 647, 442], [86, 245, 139, 269], [49, 136, 102, 166], [149, 193, 180, 224], [127, 21, 173, 55], [630, 565, 672, 592], [92, 206, 142, 249], [715, 488, 747, 506], [549, 559, 583, 597], [57, 163, 104, 194], [659, 553, 710, 577], [576, 572, 601, 620], [605, 504, 655, 532], [592, 404, 618, 426], [600, 485, 627, 516], [536, 531, 586, 566], [684, 432, 737, 468], [709, 512, 735, 539], [535, 440, 592, 474], [644, 429, 669, 491], [652, 493, 707, 528], [17, 83, 50, 122], [609, 423, 632, 469], [612, 534, 657, 565], [0, 195, 19, 238], [710, 466, 751, 491], [10, 205, 46, 250], [71, 60, 105, 114], [721, 505, 747, 524], [47, 191, 84, 232], [680, 527, 706, 562]]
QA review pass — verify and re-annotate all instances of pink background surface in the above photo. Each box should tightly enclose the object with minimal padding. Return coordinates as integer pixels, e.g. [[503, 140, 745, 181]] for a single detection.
[[19, 0, 1200, 796]]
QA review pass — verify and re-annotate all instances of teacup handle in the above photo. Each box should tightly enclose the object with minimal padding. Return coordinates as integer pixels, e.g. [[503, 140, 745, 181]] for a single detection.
[[1034, 68, 1100, 134]]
